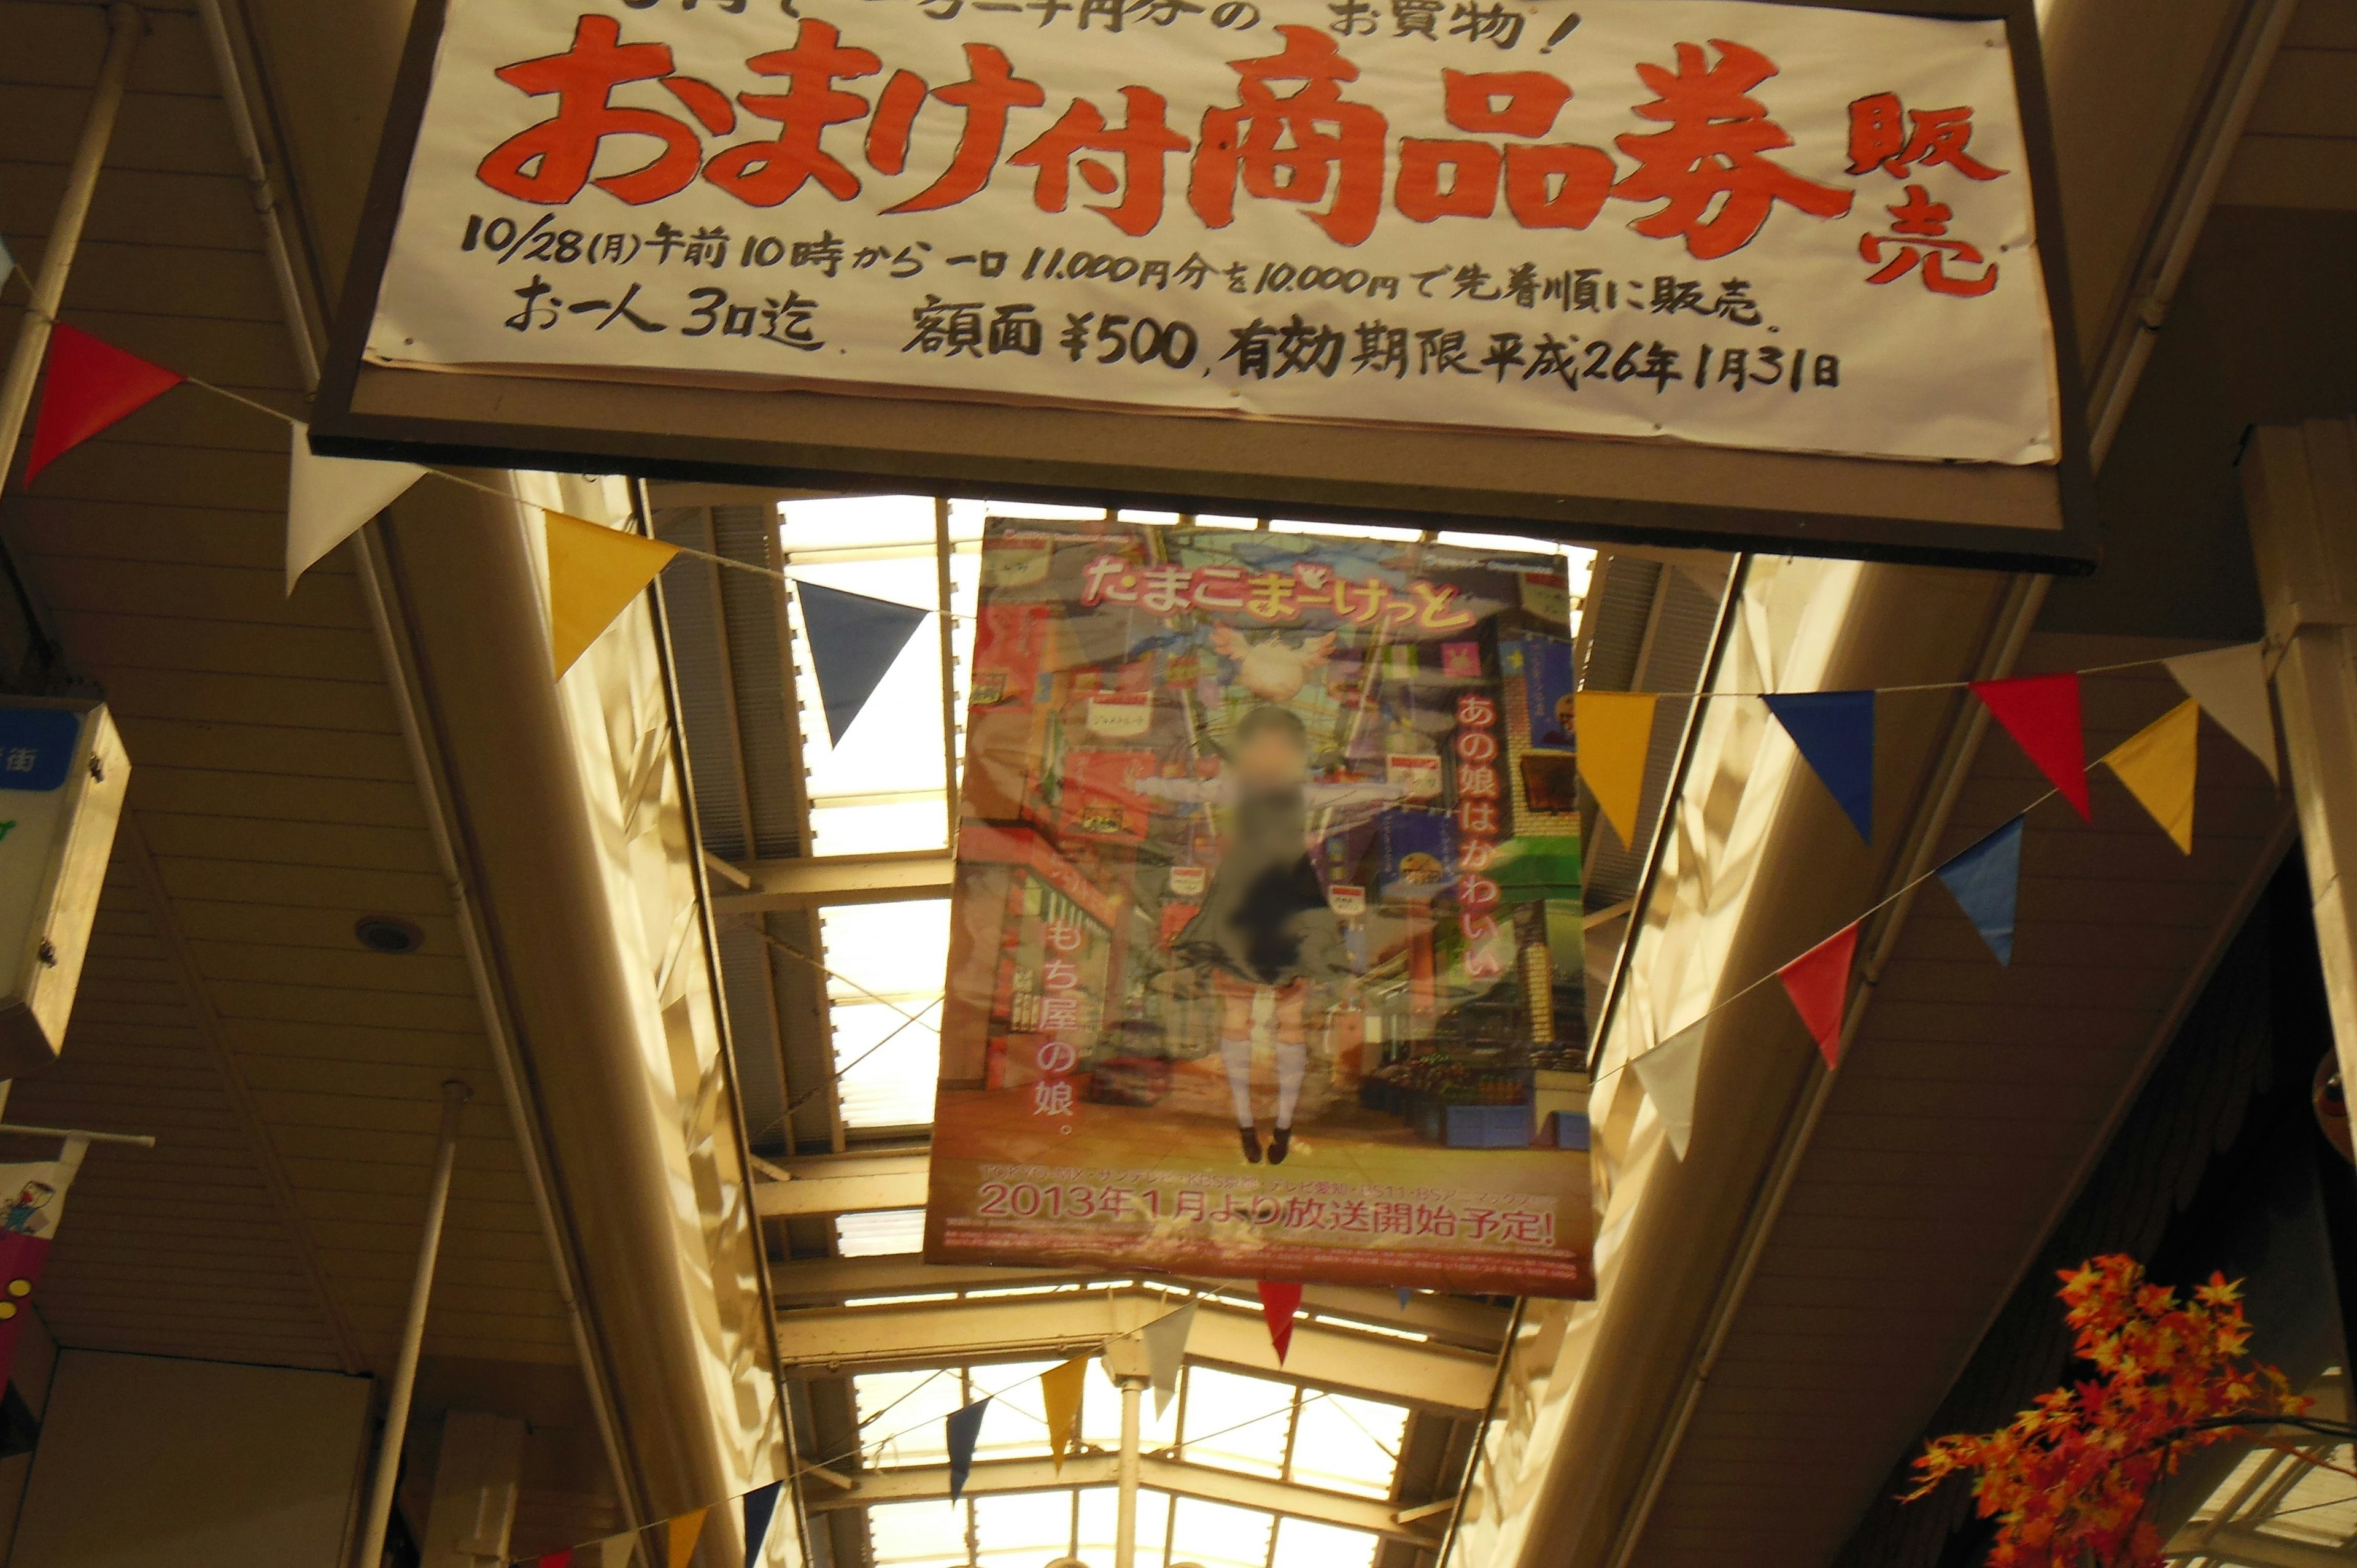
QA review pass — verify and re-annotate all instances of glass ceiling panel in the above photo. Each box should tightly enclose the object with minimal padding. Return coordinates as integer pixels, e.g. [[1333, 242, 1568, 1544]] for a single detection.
[[1288, 1395, 1404, 1499], [1176, 1367, 1293, 1480], [868, 1499, 969, 1568], [1076, 1485, 1171, 1564], [1271, 1517, 1380, 1568], [972, 1491, 1071, 1568], [818, 900, 951, 1130], [835, 1208, 927, 1257], [855, 1370, 964, 1470], [1167, 1496, 1273, 1568]]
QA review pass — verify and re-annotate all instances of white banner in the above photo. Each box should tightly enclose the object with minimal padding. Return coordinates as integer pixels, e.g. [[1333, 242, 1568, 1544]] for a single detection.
[[369, 0, 2057, 466]]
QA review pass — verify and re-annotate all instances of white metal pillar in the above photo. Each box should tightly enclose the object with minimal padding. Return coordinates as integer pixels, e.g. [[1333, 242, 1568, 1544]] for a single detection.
[[1115, 1376, 1146, 1568], [2245, 420, 2357, 1102], [354, 1081, 472, 1568], [0, 2, 143, 476]]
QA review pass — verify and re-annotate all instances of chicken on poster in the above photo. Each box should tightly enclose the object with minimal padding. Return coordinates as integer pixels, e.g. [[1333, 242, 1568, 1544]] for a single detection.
[[929, 522, 1593, 1297]]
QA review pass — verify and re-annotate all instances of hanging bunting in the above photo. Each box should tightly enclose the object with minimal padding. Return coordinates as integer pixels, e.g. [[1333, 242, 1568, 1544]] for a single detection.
[[0, 236, 15, 284], [2164, 644, 2278, 782], [665, 1507, 706, 1568], [946, 1398, 990, 1501], [284, 422, 425, 593], [1762, 692, 1876, 841], [794, 579, 932, 746], [594, 1532, 637, 1568], [1779, 923, 1861, 1069], [741, 1481, 783, 1568], [24, 323, 184, 484], [1041, 1356, 1088, 1472], [1396, 1287, 1414, 1308], [1628, 1021, 1706, 1160], [1573, 692, 1657, 851], [2103, 698, 2199, 854], [1258, 1281, 1303, 1365], [546, 512, 682, 678], [535, 1553, 573, 1568], [1140, 1303, 1194, 1418], [1971, 673, 2089, 818], [1935, 817, 2026, 965]]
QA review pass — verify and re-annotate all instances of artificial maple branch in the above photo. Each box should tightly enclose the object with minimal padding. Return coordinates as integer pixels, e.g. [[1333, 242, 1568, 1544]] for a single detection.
[[1904, 1254, 2320, 1568]]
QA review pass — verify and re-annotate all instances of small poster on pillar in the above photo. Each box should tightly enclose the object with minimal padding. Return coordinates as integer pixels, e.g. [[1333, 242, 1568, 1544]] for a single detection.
[[927, 520, 1594, 1297]]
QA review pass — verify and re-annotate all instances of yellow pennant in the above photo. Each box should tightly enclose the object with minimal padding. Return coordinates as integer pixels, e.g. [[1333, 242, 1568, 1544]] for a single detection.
[[664, 1507, 707, 1568], [545, 512, 681, 678], [1041, 1355, 1089, 1472], [1574, 692, 1657, 851], [2103, 698, 2198, 854]]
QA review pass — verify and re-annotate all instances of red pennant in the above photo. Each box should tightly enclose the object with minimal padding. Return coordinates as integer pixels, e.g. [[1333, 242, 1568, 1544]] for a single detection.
[[25, 324, 184, 483], [536, 1553, 573, 1568], [1970, 674, 2089, 819], [1257, 1281, 1302, 1365], [1779, 922, 1860, 1068]]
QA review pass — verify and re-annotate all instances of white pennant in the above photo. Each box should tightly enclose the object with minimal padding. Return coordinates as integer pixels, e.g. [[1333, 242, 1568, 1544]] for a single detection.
[[2164, 643, 2278, 782], [1142, 1301, 1196, 1418], [285, 422, 425, 593], [1628, 1022, 1706, 1161]]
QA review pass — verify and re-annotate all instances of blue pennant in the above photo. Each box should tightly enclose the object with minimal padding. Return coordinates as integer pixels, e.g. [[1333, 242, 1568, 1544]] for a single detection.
[[1763, 691, 1876, 842], [946, 1398, 991, 1503], [741, 1480, 783, 1567], [795, 579, 931, 747], [1937, 817, 2024, 965]]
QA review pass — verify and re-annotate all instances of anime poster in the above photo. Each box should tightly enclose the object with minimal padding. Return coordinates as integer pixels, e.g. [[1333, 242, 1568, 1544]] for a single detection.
[[367, 0, 2056, 468], [927, 522, 1593, 1296]]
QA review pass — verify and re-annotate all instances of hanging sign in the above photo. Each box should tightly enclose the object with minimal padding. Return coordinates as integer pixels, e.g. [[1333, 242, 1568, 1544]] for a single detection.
[[319, 0, 2090, 568], [929, 521, 1594, 1297], [0, 704, 130, 1079]]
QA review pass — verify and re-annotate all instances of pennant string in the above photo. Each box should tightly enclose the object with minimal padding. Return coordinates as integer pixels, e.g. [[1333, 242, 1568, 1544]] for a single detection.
[[41, 353, 978, 617], [1590, 778, 2073, 1100]]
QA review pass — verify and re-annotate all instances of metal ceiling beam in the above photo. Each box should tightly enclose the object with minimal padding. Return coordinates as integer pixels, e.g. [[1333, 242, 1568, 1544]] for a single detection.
[[805, 1452, 1439, 1544], [755, 1159, 930, 1218], [772, 1287, 1494, 1412], [712, 851, 955, 914], [767, 1251, 1511, 1349]]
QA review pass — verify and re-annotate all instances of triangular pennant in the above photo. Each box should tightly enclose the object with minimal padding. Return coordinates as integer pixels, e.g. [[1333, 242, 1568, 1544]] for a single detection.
[[596, 1532, 637, 1568], [946, 1397, 989, 1500], [1762, 692, 1876, 841], [2104, 698, 2199, 854], [546, 512, 681, 677], [1935, 817, 2025, 965], [1141, 1303, 1194, 1418], [1971, 674, 2089, 818], [667, 1508, 706, 1568], [0, 236, 16, 285], [536, 1553, 574, 1568], [1040, 1357, 1088, 1472], [1628, 1021, 1706, 1160], [1396, 1287, 1414, 1308], [1258, 1281, 1303, 1365], [285, 422, 425, 592], [794, 579, 931, 746], [2164, 644, 2277, 783], [741, 1481, 783, 1567], [1779, 922, 1860, 1068], [1573, 692, 1657, 851], [25, 323, 184, 482]]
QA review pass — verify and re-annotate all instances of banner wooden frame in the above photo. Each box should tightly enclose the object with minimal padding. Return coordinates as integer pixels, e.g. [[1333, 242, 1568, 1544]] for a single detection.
[[312, 0, 2098, 572]]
